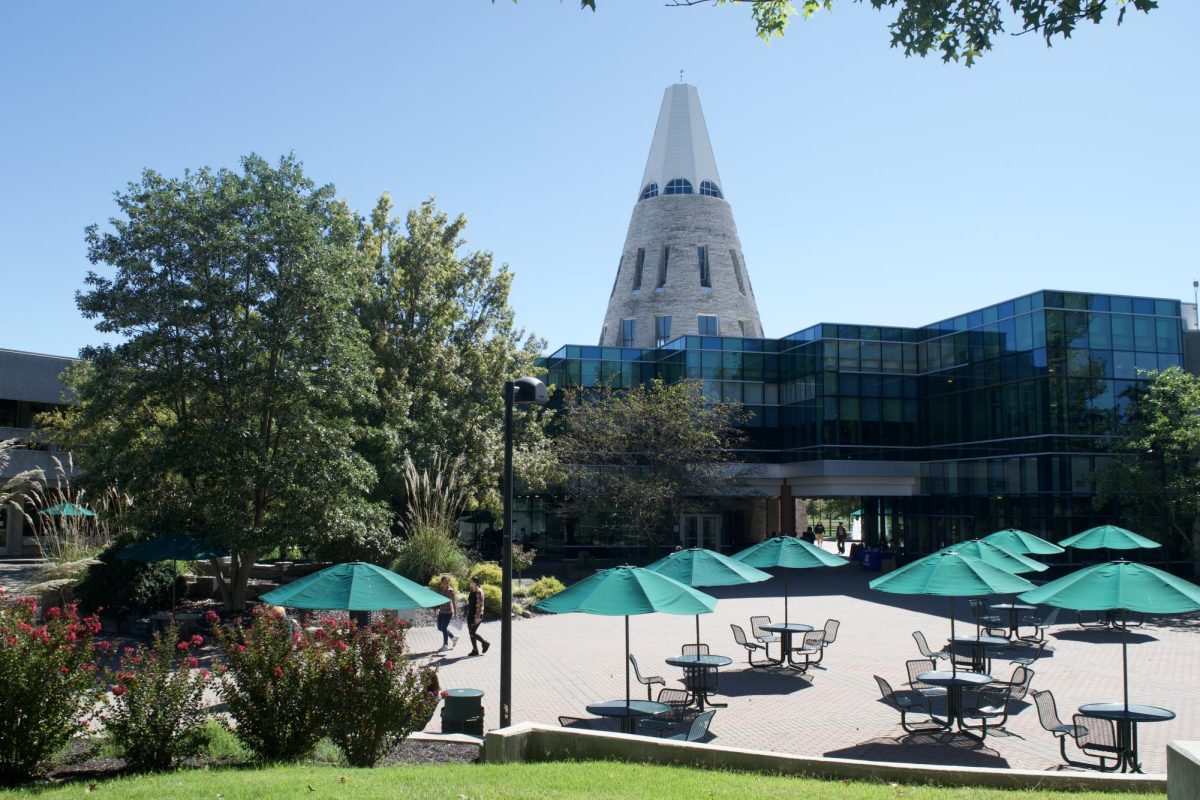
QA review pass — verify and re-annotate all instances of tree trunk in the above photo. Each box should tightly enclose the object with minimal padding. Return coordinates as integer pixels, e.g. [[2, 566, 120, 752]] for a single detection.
[[212, 550, 260, 611]]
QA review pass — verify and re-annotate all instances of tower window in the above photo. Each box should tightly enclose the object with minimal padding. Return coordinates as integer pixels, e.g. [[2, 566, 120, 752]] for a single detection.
[[640, 183, 658, 201], [621, 319, 636, 348], [699, 180, 723, 198], [632, 248, 645, 291], [655, 315, 673, 347], [664, 178, 693, 195], [729, 250, 746, 295], [698, 246, 711, 288], [656, 246, 670, 289], [698, 315, 718, 336]]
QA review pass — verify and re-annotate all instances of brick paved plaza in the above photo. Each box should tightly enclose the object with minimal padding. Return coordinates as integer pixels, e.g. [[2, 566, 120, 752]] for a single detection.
[[413, 555, 1199, 774]]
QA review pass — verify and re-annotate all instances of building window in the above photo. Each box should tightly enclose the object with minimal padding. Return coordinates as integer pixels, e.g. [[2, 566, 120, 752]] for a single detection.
[[698, 246, 711, 288], [640, 183, 658, 201], [699, 180, 723, 198], [621, 319, 636, 348], [664, 178, 693, 195], [655, 315, 673, 347], [656, 246, 670, 289], [729, 250, 746, 295], [632, 248, 645, 291], [698, 315, 718, 336]]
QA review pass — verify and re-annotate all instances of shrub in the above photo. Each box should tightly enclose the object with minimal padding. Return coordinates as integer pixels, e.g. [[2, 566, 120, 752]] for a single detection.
[[468, 561, 503, 587], [104, 624, 210, 771], [74, 544, 176, 620], [511, 544, 536, 576], [213, 608, 327, 761], [393, 526, 469, 586], [481, 584, 503, 615], [0, 592, 105, 783], [527, 576, 566, 602], [318, 618, 438, 767]]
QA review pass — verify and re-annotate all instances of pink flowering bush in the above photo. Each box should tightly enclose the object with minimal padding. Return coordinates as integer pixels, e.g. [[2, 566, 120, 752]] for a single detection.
[[0, 590, 105, 783], [212, 608, 327, 761], [103, 624, 210, 771], [319, 617, 437, 767]]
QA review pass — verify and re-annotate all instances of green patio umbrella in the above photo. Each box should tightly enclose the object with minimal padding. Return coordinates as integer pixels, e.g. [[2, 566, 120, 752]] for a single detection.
[[38, 502, 96, 517], [117, 533, 230, 609], [933, 539, 1048, 574], [1058, 525, 1160, 551], [258, 562, 448, 611], [1020, 560, 1200, 712], [732, 536, 846, 624], [870, 550, 1035, 675], [645, 547, 770, 648], [982, 528, 1065, 556], [535, 565, 716, 705]]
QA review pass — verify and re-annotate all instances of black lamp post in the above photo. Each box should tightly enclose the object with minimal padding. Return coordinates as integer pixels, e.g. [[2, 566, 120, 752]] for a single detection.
[[500, 376, 547, 728]]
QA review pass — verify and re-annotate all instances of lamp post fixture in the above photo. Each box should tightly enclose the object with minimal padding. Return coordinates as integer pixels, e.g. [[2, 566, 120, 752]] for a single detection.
[[501, 376, 547, 728]]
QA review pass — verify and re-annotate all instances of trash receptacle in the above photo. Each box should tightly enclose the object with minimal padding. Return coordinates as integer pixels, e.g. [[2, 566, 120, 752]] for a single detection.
[[862, 548, 882, 572], [441, 688, 485, 735], [848, 543, 863, 562]]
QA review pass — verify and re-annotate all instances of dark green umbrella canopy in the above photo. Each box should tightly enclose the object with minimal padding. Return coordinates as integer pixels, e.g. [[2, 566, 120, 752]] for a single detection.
[[983, 528, 1065, 556], [871, 550, 1035, 676], [1020, 561, 1200, 712], [731, 536, 847, 624], [645, 547, 771, 588], [933, 539, 1048, 574], [1058, 525, 1160, 551], [536, 566, 715, 705], [38, 502, 96, 518], [645, 547, 770, 649], [116, 533, 229, 562], [258, 562, 448, 611]]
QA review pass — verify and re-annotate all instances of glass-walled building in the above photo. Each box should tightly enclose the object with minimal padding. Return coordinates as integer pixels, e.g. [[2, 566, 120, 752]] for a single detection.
[[539, 290, 1188, 558]]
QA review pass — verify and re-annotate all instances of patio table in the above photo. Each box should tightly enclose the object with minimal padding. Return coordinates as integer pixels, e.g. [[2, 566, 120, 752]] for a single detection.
[[586, 700, 670, 735], [989, 602, 1036, 638], [949, 634, 1008, 673], [757, 622, 814, 670], [917, 670, 993, 737], [1078, 702, 1175, 774], [666, 653, 732, 711]]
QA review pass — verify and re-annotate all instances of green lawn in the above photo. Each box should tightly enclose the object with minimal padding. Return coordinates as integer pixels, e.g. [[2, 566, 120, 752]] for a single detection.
[[2, 762, 1163, 799]]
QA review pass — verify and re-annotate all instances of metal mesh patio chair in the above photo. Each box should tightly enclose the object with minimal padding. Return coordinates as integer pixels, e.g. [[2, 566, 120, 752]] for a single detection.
[[637, 688, 694, 736], [666, 709, 716, 742], [905, 658, 947, 699], [1019, 608, 1060, 643], [874, 675, 937, 733], [790, 631, 824, 672], [1008, 640, 1048, 668], [682, 643, 711, 656], [629, 653, 665, 700], [913, 630, 950, 661], [730, 624, 770, 666], [992, 665, 1035, 702], [963, 682, 1014, 735], [749, 616, 779, 646], [969, 598, 1006, 638], [558, 716, 599, 730], [1032, 690, 1121, 771]]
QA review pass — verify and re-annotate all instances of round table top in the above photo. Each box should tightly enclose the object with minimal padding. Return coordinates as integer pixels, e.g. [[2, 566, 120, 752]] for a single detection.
[[917, 670, 993, 688], [990, 603, 1036, 611], [586, 700, 669, 718], [443, 688, 484, 699], [759, 622, 813, 634], [1079, 703, 1176, 723], [950, 634, 1009, 647], [666, 654, 734, 668]]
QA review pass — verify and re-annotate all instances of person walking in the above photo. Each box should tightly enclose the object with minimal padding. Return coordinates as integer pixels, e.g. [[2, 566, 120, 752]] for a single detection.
[[835, 522, 847, 554], [814, 521, 825, 548], [466, 576, 490, 657], [436, 575, 459, 652]]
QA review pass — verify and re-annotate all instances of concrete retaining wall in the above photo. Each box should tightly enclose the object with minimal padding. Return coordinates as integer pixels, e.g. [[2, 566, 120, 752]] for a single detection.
[[484, 722, 1165, 794], [1168, 741, 1200, 800]]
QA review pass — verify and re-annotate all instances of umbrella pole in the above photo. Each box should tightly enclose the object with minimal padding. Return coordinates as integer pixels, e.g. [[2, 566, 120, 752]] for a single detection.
[[1122, 608, 1129, 713], [625, 616, 631, 708], [950, 599, 957, 677], [696, 614, 701, 650], [171, 558, 177, 614], [784, 571, 789, 625]]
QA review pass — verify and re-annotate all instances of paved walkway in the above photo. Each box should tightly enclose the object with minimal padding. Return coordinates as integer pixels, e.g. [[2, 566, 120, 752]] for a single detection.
[[0, 561, 39, 596], [412, 558, 1199, 774]]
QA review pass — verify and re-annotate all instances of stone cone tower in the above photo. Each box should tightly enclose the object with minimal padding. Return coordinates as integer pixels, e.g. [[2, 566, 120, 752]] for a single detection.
[[599, 83, 764, 348]]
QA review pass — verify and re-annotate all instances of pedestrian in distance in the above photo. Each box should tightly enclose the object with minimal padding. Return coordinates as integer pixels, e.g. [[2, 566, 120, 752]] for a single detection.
[[466, 576, 490, 657], [814, 521, 825, 547], [436, 575, 458, 652], [835, 522, 847, 554]]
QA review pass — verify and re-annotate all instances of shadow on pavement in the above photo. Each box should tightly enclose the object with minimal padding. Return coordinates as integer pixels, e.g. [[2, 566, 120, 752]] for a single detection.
[[1052, 629, 1158, 645], [824, 731, 1009, 769], [709, 668, 813, 698]]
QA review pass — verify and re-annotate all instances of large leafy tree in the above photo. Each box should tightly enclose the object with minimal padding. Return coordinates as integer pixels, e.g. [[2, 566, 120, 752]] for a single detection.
[[1094, 367, 1200, 560], [576, 0, 1158, 65], [47, 154, 391, 609], [551, 379, 746, 546], [355, 195, 546, 521]]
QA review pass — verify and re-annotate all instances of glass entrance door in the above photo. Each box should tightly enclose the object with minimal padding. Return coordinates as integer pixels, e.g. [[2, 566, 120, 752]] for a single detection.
[[680, 514, 721, 551]]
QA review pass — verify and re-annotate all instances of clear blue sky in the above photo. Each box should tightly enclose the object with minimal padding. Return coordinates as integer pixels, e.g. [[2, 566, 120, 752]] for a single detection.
[[2, 2, 1196, 358]]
